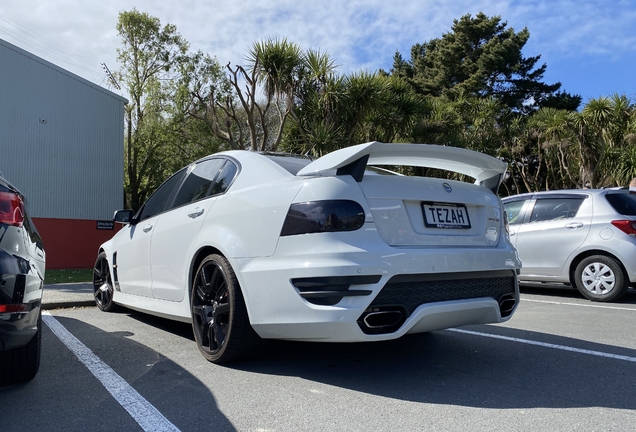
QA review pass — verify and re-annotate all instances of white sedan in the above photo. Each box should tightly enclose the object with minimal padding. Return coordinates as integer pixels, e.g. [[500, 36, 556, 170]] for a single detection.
[[93, 142, 521, 363]]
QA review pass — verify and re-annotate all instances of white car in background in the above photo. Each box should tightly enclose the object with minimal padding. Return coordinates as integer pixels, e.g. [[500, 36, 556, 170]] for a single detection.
[[94, 142, 521, 363], [503, 189, 636, 302]]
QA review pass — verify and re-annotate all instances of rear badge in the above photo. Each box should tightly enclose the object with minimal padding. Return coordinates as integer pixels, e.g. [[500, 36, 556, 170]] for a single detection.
[[443, 183, 452, 193]]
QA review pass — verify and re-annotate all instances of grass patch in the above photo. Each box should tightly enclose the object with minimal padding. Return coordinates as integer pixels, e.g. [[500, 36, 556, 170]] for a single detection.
[[45, 268, 93, 284]]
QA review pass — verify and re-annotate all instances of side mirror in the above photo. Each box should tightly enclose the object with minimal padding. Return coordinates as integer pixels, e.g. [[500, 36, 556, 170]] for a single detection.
[[113, 209, 134, 225]]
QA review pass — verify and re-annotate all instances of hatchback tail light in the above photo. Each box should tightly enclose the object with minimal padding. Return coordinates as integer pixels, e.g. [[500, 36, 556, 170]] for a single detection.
[[0, 191, 24, 227], [611, 220, 636, 237], [281, 200, 365, 236]]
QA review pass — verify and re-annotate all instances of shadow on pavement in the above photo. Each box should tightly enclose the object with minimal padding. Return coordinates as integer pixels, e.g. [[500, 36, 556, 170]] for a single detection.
[[520, 282, 636, 304], [0, 315, 235, 432], [233, 325, 636, 411], [123, 305, 636, 411], [35, 306, 636, 417]]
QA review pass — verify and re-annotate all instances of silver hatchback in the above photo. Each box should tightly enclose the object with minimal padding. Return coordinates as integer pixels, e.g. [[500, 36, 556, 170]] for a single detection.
[[503, 189, 636, 302]]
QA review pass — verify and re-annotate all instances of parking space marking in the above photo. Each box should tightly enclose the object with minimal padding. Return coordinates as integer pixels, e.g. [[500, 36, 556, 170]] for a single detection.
[[449, 328, 636, 363], [522, 298, 636, 311], [42, 311, 181, 432]]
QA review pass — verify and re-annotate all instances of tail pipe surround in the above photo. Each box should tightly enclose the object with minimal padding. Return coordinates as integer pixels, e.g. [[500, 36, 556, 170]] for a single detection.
[[357, 306, 407, 335], [498, 294, 517, 318]]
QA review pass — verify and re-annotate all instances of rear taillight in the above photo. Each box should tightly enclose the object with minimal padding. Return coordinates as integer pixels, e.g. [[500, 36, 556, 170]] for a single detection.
[[0, 304, 29, 313], [0, 191, 24, 227], [611, 220, 636, 236], [281, 200, 365, 236]]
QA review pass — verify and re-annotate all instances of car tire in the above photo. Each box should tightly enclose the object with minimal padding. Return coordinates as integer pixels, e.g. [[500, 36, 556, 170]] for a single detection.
[[574, 255, 628, 302], [190, 254, 262, 364], [0, 310, 41, 386], [93, 252, 118, 312]]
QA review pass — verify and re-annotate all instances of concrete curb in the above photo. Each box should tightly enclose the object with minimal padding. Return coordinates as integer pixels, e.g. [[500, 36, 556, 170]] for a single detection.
[[42, 300, 97, 310], [42, 282, 95, 310]]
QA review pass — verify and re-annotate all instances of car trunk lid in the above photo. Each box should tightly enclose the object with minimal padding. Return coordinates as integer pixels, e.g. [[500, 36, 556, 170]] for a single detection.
[[297, 142, 507, 247], [359, 175, 503, 247]]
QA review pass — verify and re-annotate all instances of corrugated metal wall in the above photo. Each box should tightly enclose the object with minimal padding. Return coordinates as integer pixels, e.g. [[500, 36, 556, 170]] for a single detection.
[[0, 38, 126, 220]]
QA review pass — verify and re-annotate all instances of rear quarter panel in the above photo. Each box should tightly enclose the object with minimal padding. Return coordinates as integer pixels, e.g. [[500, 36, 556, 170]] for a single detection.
[[196, 179, 306, 258]]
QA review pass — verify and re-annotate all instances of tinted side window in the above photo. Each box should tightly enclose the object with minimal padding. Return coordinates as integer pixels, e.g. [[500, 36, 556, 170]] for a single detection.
[[504, 200, 526, 225], [209, 161, 238, 196], [530, 198, 585, 223], [172, 159, 225, 208], [605, 193, 636, 216], [138, 169, 187, 221]]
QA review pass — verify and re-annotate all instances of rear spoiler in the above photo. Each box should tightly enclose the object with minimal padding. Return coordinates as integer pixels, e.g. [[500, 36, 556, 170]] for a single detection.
[[296, 142, 507, 193]]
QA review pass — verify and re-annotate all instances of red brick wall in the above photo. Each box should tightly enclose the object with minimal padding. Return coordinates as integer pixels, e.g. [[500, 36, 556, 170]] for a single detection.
[[32, 218, 122, 269]]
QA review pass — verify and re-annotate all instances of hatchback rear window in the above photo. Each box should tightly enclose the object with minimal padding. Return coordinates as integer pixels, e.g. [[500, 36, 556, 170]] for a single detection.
[[605, 193, 636, 216]]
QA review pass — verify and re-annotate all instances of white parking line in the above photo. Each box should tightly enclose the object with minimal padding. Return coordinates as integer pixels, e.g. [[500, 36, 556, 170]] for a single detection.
[[449, 328, 636, 363], [42, 311, 181, 432], [522, 298, 636, 311]]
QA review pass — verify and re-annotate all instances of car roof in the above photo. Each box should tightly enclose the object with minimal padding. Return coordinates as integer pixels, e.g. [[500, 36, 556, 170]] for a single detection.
[[502, 188, 633, 201]]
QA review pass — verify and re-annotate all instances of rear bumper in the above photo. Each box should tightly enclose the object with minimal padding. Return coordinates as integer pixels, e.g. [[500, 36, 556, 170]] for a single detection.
[[0, 306, 40, 351], [232, 233, 521, 342], [0, 252, 44, 351], [610, 239, 636, 284], [251, 297, 513, 342]]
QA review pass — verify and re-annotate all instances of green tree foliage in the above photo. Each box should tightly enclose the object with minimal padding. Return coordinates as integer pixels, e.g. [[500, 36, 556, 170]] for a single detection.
[[193, 39, 427, 155], [116, 9, 189, 211], [390, 12, 581, 113], [502, 95, 636, 194], [285, 71, 390, 155], [116, 10, 227, 211], [190, 38, 304, 152], [571, 94, 636, 188], [112, 10, 635, 204], [362, 76, 427, 143], [170, 50, 231, 163], [411, 94, 512, 153], [283, 59, 428, 156]]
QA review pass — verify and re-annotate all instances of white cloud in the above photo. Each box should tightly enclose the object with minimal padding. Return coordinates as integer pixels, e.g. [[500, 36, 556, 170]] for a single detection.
[[1, 0, 634, 98]]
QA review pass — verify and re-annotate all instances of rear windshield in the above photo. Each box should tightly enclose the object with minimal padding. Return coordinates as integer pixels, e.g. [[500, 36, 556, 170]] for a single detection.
[[365, 166, 399, 176], [263, 154, 399, 177], [605, 193, 636, 216], [263, 154, 312, 175]]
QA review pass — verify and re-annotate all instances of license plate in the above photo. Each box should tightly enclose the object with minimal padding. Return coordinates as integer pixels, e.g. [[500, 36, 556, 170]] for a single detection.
[[422, 202, 471, 229]]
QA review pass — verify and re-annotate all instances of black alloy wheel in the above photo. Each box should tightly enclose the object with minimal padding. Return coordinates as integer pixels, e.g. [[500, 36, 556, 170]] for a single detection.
[[191, 254, 261, 364], [93, 252, 117, 312]]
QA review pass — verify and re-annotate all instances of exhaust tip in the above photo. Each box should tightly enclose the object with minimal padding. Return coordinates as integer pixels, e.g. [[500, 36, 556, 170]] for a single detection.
[[498, 294, 516, 317], [357, 306, 407, 335], [363, 310, 404, 329]]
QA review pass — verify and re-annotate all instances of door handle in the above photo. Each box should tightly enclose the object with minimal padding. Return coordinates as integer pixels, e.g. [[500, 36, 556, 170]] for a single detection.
[[142, 224, 154, 233], [565, 222, 583, 229], [188, 208, 205, 219]]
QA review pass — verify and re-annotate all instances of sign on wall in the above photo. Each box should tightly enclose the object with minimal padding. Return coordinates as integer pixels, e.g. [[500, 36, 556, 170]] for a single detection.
[[96, 221, 114, 230]]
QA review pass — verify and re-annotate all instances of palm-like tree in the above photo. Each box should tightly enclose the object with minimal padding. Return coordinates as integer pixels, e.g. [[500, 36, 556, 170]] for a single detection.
[[525, 94, 635, 190]]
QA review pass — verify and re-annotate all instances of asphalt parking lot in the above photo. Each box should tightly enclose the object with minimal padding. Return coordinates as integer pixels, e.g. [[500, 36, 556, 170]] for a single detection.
[[1, 284, 635, 431]]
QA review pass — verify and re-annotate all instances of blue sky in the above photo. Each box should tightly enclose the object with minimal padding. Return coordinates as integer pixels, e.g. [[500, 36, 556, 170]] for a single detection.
[[1, 0, 634, 104]]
